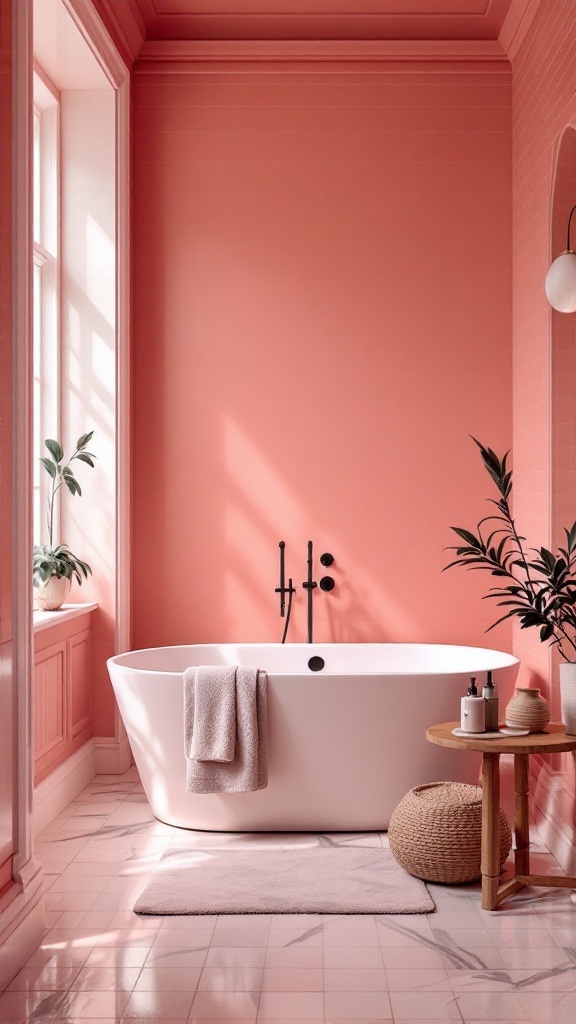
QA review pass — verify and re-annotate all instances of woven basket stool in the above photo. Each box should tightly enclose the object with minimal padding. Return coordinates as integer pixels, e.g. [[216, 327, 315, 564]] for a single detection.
[[388, 781, 512, 885]]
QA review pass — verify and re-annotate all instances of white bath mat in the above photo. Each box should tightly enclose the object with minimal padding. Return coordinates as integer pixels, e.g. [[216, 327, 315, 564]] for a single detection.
[[133, 847, 435, 915]]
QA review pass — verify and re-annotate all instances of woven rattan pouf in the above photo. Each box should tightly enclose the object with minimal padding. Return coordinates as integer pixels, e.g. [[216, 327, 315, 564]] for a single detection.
[[388, 781, 512, 885]]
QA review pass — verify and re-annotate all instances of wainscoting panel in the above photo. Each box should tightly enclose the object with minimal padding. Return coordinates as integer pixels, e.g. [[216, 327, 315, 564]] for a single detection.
[[34, 642, 66, 781], [34, 611, 94, 785], [69, 627, 91, 744]]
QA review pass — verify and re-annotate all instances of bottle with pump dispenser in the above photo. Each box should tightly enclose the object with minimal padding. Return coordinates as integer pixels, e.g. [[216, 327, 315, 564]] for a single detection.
[[482, 671, 499, 731], [461, 677, 486, 733]]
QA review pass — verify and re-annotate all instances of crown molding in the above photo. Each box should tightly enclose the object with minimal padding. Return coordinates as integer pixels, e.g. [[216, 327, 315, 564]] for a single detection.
[[87, 0, 146, 66], [498, 0, 541, 61], [135, 37, 509, 73]]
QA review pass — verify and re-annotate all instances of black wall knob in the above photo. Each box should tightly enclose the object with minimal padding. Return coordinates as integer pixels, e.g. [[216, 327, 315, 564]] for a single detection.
[[319, 576, 335, 592], [320, 553, 334, 566]]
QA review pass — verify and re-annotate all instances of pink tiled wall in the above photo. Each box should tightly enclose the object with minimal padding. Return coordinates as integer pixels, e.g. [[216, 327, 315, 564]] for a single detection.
[[551, 130, 576, 557], [512, 2, 576, 834], [512, 3, 576, 688], [131, 65, 513, 653]]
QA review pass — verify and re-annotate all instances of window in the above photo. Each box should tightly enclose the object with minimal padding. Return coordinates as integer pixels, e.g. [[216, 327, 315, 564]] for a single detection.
[[33, 67, 60, 545]]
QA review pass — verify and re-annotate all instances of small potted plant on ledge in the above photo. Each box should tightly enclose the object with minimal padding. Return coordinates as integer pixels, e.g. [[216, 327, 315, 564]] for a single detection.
[[33, 431, 96, 611], [445, 437, 576, 734]]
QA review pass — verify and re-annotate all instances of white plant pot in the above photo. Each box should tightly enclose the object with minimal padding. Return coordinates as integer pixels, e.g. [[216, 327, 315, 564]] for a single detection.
[[560, 662, 576, 736], [33, 575, 71, 611]]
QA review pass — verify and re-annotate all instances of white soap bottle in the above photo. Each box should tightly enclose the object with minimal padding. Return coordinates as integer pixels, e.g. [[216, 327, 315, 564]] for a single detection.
[[461, 678, 486, 733]]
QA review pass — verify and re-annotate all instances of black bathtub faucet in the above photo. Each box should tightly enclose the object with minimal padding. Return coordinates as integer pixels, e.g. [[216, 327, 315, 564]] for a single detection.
[[302, 542, 336, 643], [302, 540, 317, 644]]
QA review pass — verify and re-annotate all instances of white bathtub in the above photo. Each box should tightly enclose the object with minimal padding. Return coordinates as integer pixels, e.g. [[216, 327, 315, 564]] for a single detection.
[[107, 643, 518, 832]]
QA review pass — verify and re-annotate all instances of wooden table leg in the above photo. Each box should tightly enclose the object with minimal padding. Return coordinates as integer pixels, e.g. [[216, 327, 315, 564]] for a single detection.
[[481, 752, 501, 911], [514, 753, 530, 876]]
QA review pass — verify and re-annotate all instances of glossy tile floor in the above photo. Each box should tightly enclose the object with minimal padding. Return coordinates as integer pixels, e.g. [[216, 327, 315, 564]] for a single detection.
[[2, 768, 576, 1022]]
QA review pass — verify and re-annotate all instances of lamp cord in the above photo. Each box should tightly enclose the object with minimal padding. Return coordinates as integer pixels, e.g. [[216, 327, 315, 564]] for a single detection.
[[567, 204, 576, 252]]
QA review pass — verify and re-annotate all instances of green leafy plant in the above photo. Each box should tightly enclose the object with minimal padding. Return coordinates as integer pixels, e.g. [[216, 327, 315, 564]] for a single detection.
[[33, 431, 96, 587], [444, 437, 576, 663]]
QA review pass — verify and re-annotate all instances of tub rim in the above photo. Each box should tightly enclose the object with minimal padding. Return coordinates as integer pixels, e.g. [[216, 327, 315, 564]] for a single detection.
[[107, 641, 520, 678]]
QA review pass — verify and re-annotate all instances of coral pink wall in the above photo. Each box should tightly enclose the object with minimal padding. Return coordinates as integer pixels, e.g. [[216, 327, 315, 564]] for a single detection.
[[132, 64, 513, 653], [511, 2, 576, 862], [512, 5, 576, 696]]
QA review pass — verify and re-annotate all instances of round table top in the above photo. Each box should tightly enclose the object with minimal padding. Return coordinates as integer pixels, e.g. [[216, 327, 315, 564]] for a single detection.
[[426, 721, 576, 754]]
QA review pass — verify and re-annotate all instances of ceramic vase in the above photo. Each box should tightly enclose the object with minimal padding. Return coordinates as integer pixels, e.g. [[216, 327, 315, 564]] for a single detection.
[[560, 662, 576, 736], [505, 687, 550, 733], [33, 575, 71, 611]]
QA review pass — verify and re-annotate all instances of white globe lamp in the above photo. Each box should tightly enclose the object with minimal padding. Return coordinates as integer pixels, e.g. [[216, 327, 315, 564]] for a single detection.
[[545, 204, 576, 312]]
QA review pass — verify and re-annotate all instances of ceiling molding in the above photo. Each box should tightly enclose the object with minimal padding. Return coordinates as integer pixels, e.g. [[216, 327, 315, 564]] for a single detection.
[[88, 0, 146, 65], [135, 37, 509, 71], [498, 0, 540, 61], [129, 0, 513, 44]]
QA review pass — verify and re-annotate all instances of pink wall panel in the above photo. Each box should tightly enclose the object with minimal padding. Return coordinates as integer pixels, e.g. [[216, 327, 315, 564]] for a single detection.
[[512, 2, 576, 687], [511, 4, 576, 829], [132, 67, 513, 652]]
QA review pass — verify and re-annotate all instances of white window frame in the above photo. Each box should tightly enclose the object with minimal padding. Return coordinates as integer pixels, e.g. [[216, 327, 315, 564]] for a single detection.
[[33, 63, 60, 546]]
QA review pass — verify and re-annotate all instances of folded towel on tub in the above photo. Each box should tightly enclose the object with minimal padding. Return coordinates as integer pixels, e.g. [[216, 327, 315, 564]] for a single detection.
[[183, 665, 268, 794], [188, 665, 237, 762]]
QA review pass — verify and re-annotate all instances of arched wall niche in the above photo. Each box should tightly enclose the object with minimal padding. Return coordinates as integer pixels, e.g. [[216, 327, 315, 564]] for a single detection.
[[551, 126, 576, 561]]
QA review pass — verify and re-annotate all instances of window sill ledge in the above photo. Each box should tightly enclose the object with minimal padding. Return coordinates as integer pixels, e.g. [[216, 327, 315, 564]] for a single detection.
[[33, 602, 99, 634]]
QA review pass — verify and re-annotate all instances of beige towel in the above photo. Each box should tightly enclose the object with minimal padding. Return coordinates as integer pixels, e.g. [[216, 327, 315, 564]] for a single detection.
[[188, 665, 237, 762], [184, 666, 268, 794]]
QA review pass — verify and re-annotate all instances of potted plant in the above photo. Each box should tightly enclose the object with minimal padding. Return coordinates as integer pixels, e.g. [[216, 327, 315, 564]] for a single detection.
[[33, 431, 96, 611], [444, 437, 576, 732]]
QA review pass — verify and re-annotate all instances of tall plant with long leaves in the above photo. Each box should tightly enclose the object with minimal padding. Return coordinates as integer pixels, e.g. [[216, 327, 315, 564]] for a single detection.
[[33, 431, 96, 586], [445, 437, 576, 663]]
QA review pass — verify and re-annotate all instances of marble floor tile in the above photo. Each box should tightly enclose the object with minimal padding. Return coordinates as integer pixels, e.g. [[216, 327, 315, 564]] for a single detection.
[[440, 946, 507, 970], [258, 967, 322, 991], [6, 965, 80, 991], [123, 987, 195, 1018], [323, 967, 388, 991], [67, 965, 142, 990], [323, 989, 393, 1019], [322, 946, 384, 969], [380, 946, 447, 969], [264, 947, 324, 969], [498, 945, 571, 970], [198, 966, 265, 991], [83, 945, 151, 968], [133, 965, 203, 990], [257, 989, 324, 1018], [189, 989, 259, 1019], [389, 990, 468, 1019], [518, 990, 576, 1018], [453, 991, 529, 1018], [4, 770, 576, 1023], [204, 947, 267, 969], [145, 946, 210, 969], [385, 969, 451, 992]]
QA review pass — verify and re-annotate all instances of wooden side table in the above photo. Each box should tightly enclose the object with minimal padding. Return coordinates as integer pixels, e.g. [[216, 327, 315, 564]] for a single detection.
[[426, 722, 576, 910]]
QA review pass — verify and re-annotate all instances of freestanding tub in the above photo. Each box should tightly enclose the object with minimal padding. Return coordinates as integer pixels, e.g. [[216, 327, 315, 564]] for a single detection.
[[107, 643, 519, 832]]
